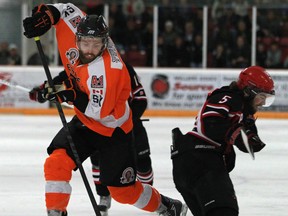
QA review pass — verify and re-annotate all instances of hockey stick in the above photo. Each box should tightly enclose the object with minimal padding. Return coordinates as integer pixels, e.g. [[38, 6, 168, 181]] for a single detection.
[[0, 78, 73, 109], [0, 78, 30, 92], [240, 129, 255, 160], [34, 37, 101, 216]]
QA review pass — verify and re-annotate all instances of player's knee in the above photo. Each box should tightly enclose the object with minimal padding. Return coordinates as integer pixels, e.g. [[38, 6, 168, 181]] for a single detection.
[[206, 207, 238, 216], [44, 149, 76, 181], [108, 182, 143, 204]]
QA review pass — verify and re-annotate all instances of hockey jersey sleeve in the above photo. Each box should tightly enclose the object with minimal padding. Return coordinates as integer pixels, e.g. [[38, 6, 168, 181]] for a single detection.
[[125, 62, 147, 120], [48, 3, 84, 25], [199, 88, 243, 143]]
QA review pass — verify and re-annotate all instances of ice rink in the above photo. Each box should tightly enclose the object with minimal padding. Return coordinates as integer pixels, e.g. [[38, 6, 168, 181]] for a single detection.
[[0, 114, 288, 216]]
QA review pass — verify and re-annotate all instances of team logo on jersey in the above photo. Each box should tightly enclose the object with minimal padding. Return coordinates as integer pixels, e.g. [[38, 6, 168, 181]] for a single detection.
[[69, 15, 81, 28], [120, 167, 135, 184], [91, 75, 103, 88], [66, 48, 79, 65]]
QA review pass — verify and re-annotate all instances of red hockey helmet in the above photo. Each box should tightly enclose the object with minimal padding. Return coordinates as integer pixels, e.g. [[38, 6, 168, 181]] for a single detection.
[[237, 66, 275, 107]]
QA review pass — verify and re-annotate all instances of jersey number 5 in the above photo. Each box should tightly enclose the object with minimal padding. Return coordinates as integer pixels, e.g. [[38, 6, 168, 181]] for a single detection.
[[219, 95, 231, 103]]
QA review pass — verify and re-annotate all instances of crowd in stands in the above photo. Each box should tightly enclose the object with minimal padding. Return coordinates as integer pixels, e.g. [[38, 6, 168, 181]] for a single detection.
[[0, 41, 21, 66], [1, 0, 288, 68]]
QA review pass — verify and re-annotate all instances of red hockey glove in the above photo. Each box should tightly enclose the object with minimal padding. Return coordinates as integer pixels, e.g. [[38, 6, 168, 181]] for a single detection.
[[46, 79, 76, 103], [23, 4, 54, 38], [29, 83, 47, 103]]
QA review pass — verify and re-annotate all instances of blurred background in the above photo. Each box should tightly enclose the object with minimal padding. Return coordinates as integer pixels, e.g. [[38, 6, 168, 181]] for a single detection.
[[1, 0, 288, 69]]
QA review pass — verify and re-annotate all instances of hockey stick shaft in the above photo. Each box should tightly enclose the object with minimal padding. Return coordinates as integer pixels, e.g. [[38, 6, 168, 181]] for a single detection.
[[0, 79, 73, 109], [0, 78, 30, 92], [240, 129, 255, 160], [34, 37, 101, 216]]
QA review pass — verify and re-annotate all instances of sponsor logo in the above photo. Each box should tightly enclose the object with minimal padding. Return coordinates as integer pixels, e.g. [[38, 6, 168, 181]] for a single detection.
[[151, 74, 169, 99]]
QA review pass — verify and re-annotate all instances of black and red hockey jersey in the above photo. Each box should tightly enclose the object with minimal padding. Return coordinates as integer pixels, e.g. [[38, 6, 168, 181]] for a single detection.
[[188, 86, 245, 152]]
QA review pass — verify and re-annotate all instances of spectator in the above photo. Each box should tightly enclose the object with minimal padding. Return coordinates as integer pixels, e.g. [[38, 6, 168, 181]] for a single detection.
[[123, 16, 143, 50], [27, 52, 50, 65], [256, 42, 267, 67], [212, 43, 229, 68], [109, 3, 127, 30], [283, 55, 288, 68], [232, 0, 250, 18], [183, 21, 197, 48], [122, 0, 145, 18], [7, 44, 21, 65], [211, 0, 230, 20], [190, 34, 203, 68], [169, 36, 190, 67], [162, 20, 178, 46], [84, 0, 104, 15], [232, 19, 251, 46], [108, 17, 125, 50], [141, 21, 153, 66], [266, 42, 282, 68], [231, 35, 250, 68], [258, 10, 281, 37], [157, 35, 169, 67], [0, 41, 9, 65]]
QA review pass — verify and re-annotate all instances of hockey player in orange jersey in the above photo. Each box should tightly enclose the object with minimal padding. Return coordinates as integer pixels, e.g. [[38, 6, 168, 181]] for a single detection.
[[23, 3, 188, 216]]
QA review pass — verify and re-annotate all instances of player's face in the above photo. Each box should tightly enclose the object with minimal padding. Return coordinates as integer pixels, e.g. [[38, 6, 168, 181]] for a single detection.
[[77, 37, 104, 64], [253, 93, 266, 108]]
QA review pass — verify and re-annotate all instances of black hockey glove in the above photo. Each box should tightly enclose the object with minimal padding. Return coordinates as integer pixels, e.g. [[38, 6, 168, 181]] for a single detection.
[[29, 83, 47, 103], [23, 4, 55, 38], [46, 79, 76, 104], [236, 127, 266, 153], [226, 123, 242, 146]]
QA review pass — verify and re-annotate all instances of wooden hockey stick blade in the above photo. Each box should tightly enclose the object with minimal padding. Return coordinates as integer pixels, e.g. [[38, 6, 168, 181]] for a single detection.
[[240, 129, 255, 160]]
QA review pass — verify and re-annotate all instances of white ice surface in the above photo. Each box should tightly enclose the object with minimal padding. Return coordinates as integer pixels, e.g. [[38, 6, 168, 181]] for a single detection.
[[0, 115, 288, 216]]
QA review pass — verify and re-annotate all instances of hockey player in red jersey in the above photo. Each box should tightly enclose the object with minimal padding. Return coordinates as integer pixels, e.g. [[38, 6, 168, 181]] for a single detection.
[[23, 3, 187, 216], [171, 66, 275, 216], [90, 62, 154, 215]]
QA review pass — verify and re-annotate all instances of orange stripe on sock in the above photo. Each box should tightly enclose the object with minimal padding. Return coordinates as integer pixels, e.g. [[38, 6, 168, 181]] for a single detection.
[[46, 193, 70, 211], [141, 186, 161, 212]]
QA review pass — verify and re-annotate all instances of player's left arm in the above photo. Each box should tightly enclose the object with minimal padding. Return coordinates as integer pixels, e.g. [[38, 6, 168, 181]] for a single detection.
[[126, 62, 147, 120]]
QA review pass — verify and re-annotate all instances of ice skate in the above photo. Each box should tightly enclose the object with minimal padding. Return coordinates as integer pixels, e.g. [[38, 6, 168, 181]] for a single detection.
[[157, 194, 188, 216], [47, 210, 67, 216], [98, 195, 111, 216]]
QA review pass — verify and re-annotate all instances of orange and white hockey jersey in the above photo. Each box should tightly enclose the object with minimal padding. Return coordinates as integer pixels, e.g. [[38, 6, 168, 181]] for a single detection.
[[52, 3, 132, 136]]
